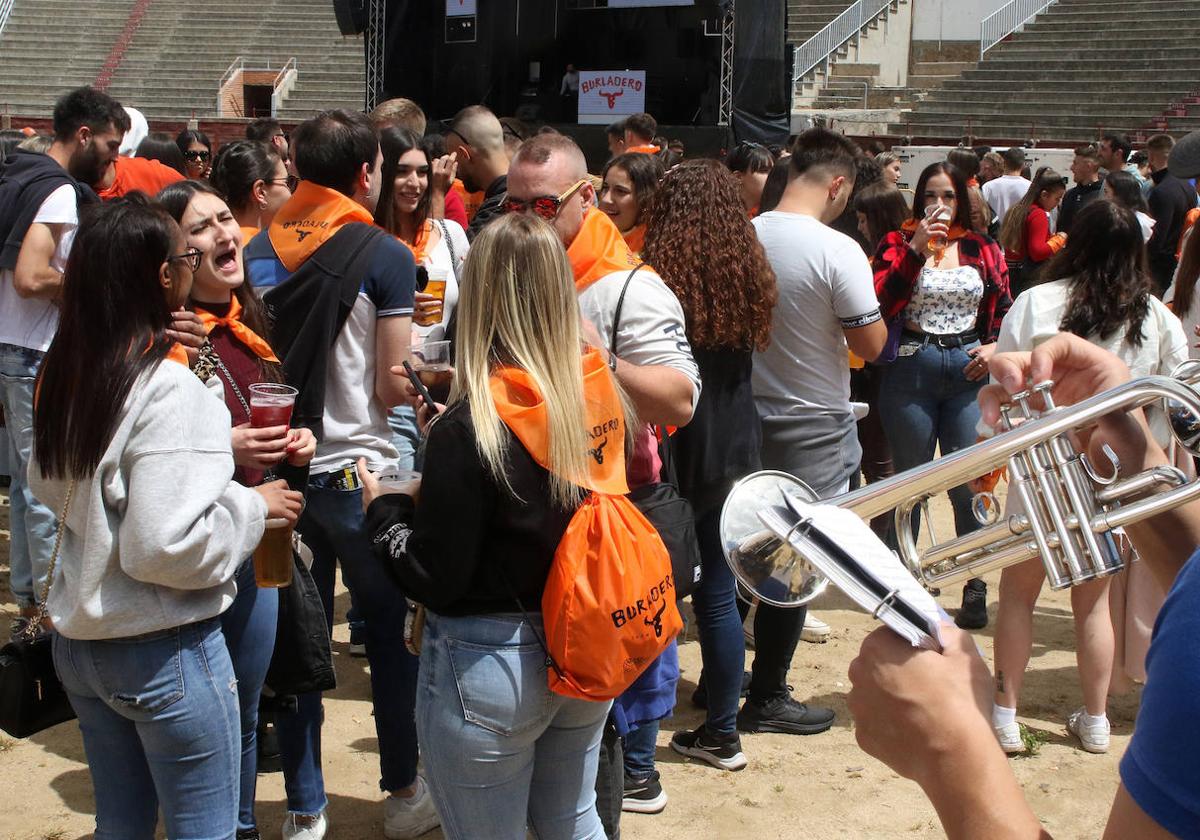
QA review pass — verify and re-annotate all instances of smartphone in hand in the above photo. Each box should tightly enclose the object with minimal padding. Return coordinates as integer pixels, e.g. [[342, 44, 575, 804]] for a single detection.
[[402, 360, 442, 416]]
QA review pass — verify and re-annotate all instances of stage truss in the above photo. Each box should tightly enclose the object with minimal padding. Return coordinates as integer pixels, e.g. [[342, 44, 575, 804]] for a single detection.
[[365, 0, 386, 112], [718, 1, 734, 127]]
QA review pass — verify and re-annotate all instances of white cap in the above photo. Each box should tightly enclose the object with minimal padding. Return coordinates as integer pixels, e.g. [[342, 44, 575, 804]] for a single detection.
[[119, 106, 149, 157]]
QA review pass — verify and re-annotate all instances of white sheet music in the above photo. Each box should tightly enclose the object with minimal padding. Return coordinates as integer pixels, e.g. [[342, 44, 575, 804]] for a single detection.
[[761, 499, 945, 651]]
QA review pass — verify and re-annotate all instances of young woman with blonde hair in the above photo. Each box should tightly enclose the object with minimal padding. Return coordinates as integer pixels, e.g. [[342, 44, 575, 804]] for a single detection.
[[361, 212, 636, 840]]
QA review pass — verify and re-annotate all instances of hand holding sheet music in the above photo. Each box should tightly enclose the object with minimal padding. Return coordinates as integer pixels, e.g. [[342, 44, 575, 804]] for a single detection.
[[759, 494, 946, 652]]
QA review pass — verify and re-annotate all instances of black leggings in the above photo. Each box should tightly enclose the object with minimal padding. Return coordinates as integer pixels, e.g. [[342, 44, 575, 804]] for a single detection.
[[737, 597, 808, 704]]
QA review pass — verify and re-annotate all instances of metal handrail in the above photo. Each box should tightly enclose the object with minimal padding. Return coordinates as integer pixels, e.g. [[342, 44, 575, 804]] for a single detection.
[[0, 0, 16, 39], [270, 57, 298, 117], [980, 0, 1059, 58], [793, 0, 894, 82]]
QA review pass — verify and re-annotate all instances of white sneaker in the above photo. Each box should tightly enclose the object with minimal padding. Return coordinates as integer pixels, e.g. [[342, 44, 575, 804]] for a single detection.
[[994, 720, 1023, 754], [801, 613, 831, 643], [1067, 708, 1110, 754], [281, 811, 328, 840], [384, 776, 441, 839]]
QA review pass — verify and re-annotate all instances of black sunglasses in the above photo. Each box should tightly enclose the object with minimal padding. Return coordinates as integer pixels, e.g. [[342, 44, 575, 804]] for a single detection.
[[265, 176, 299, 193], [168, 247, 203, 271], [183, 150, 211, 162]]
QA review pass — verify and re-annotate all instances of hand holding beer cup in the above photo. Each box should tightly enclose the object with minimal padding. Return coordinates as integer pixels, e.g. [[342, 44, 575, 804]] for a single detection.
[[357, 458, 421, 512]]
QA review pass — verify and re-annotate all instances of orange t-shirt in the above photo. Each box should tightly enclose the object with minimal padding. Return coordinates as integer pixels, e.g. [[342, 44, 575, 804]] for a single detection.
[[97, 156, 184, 200], [452, 179, 484, 224]]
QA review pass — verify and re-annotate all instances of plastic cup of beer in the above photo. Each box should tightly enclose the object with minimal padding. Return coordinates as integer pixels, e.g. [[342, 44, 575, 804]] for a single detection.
[[248, 383, 298, 429], [254, 518, 294, 588], [376, 467, 421, 496], [411, 340, 452, 403], [925, 204, 952, 264], [415, 267, 448, 327]]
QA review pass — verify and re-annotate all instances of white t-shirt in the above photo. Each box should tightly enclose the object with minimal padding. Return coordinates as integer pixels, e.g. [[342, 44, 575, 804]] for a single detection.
[[993, 277, 1188, 443], [0, 184, 78, 352], [414, 218, 468, 342], [576, 267, 701, 404], [982, 174, 1032, 225], [751, 211, 881, 418]]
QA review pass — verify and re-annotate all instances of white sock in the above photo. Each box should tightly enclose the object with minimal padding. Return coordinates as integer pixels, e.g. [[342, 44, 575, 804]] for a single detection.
[[1083, 712, 1108, 728], [992, 704, 1017, 729]]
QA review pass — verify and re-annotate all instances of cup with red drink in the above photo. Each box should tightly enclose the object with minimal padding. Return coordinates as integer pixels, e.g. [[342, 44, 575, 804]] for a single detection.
[[249, 383, 298, 587]]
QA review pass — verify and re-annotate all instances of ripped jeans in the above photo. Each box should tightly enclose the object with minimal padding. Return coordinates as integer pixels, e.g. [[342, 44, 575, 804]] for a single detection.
[[53, 617, 240, 840]]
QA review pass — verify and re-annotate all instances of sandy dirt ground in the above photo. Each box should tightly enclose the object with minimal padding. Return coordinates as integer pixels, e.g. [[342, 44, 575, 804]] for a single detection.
[[0, 489, 1139, 840]]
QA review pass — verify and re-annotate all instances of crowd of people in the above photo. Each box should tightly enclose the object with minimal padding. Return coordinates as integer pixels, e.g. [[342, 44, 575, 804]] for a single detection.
[[1, 84, 1199, 840]]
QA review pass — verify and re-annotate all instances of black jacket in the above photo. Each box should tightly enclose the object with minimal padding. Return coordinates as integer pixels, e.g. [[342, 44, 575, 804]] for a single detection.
[[1057, 180, 1103, 235], [366, 399, 577, 615], [1148, 169, 1195, 273], [0, 149, 95, 271], [465, 174, 508, 243]]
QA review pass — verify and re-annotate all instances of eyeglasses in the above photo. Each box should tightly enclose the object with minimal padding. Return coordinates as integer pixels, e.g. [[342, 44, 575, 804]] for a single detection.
[[168, 247, 203, 271], [265, 176, 298, 193], [501, 179, 589, 220], [183, 150, 211, 162]]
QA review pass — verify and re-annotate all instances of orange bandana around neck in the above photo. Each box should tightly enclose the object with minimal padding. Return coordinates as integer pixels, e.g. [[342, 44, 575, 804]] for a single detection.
[[268, 181, 376, 272], [901, 217, 972, 242], [622, 224, 646, 257], [568, 209, 643, 292], [626, 144, 660, 155], [489, 348, 629, 495], [165, 342, 190, 366], [194, 296, 280, 363], [405, 219, 433, 265]]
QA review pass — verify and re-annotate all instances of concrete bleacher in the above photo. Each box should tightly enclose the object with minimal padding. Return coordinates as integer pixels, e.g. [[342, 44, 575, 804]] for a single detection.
[[0, 0, 364, 120], [892, 0, 1200, 142], [787, 0, 857, 45]]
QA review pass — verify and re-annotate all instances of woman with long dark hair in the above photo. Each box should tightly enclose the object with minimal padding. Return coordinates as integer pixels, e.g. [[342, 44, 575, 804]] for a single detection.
[[31, 195, 302, 838], [1166, 217, 1200, 359], [136, 131, 188, 175], [1104, 169, 1155, 241], [990, 200, 1187, 756], [176, 128, 213, 181], [362, 213, 637, 838], [639, 160, 776, 787], [209, 139, 293, 241], [999, 167, 1069, 298], [872, 161, 1012, 629], [158, 179, 316, 838], [598, 151, 665, 256]]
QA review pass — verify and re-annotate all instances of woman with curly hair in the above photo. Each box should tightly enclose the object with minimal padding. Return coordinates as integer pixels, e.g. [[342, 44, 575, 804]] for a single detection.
[[639, 159, 777, 785]]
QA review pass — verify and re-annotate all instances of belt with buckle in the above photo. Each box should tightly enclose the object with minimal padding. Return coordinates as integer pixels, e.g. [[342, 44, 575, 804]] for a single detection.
[[902, 329, 978, 349], [315, 464, 363, 492]]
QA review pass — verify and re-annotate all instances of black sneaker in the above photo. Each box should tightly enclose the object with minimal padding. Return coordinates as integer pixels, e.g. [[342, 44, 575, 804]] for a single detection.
[[236, 830, 261, 840], [621, 770, 668, 814], [736, 695, 835, 735], [690, 670, 751, 710], [670, 726, 748, 771], [955, 579, 989, 630], [349, 624, 367, 657]]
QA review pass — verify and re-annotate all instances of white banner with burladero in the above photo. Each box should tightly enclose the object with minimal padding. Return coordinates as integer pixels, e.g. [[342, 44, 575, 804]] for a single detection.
[[577, 70, 646, 125]]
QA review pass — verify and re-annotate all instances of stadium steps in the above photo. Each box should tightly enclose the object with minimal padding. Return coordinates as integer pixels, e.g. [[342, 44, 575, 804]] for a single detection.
[[890, 0, 1200, 143], [0, 0, 364, 120]]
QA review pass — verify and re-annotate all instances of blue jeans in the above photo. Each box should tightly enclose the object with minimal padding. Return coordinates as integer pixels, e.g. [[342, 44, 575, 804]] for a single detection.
[[388, 405, 422, 471], [690, 507, 746, 737], [878, 339, 985, 538], [53, 618, 240, 839], [622, 722, 658, 778], [417, 612, 609, 840], [220, 560, 279, 832], [275, 474, 419, 815], [0, 342, 56, 607]]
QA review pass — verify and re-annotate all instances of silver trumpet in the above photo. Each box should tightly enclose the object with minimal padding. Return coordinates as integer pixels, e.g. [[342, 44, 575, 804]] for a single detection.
[[721, 368, 1200, 606]]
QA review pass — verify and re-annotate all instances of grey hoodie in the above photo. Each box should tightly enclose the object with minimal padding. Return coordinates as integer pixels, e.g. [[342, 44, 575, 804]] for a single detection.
[[30, 359, 267, 640]]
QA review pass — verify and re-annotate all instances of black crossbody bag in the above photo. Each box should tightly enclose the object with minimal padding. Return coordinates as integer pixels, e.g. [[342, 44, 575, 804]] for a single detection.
[[610, 266, 703, 601]]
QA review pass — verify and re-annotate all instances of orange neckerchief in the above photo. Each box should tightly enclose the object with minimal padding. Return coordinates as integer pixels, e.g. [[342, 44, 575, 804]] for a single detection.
[[166, 343, 190, 366], [240, 225, 261, 247], [489, 348, 629, 495], [622, 224, 646, 257], [967, 177, 980, 188], [901, 217, 972, 242], [194, 296, 280, 363], [568, 209, 642, 292], [625, 144, 660, 156], [268, 181, 375, 272], [403, 219, 433, 265]]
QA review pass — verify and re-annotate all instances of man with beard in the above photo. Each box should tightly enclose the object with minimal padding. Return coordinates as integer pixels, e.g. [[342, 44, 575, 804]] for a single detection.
[[0, 86, 127, 635], [444, 105, 510, 242]]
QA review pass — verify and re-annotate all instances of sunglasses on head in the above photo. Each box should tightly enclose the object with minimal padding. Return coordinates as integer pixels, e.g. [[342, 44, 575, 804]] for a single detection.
[[501, 179, 589, 221], [168, 247, 203, 271], [184, 150, 211, 162]]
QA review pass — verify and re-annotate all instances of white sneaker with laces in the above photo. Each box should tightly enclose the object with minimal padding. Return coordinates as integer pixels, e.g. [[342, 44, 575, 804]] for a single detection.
[[1067, 708, 1110, 754], [281, 811, 328, 840], [801, 613, 830, 643], [995, 721, 1023, 754], [384, 776, 441, 839]]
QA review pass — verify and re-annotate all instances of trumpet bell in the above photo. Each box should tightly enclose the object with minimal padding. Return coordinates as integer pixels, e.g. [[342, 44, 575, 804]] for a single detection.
[[720, 471, 830, 608]]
